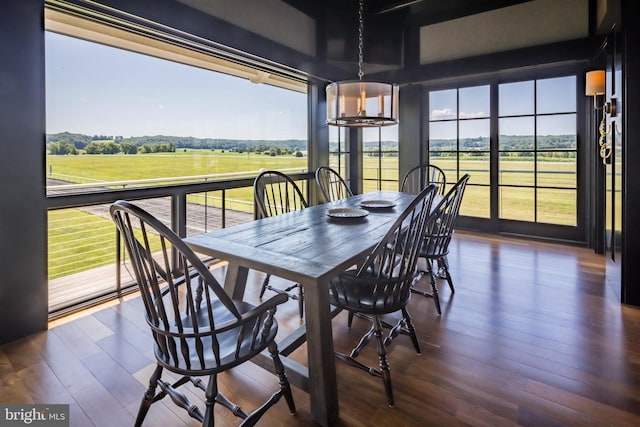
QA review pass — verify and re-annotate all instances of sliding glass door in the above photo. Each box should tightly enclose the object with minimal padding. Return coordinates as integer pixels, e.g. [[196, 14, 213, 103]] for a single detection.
[[427, 74, 582, 241]]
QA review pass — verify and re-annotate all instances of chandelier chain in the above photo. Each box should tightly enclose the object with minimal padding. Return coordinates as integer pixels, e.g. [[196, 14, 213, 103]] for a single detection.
[[358, 0, 364, 80]]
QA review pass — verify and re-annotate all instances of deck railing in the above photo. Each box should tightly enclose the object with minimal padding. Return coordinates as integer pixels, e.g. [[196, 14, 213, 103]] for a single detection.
[[46, 168, 310, 318]]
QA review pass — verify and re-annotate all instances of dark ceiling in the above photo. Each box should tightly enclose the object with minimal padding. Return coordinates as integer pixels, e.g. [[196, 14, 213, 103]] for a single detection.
[[281, 0, 533, 28], [280, 0, 533, 69]]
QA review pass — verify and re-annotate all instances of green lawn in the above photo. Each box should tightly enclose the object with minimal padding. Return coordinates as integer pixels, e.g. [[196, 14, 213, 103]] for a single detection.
[[47, 150, 579, 280], [47, 150, 307, 183]]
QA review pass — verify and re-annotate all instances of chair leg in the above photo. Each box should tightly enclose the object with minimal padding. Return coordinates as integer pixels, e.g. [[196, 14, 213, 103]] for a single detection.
[[203, 375, 218, 427], [298, 285, 304, 319], [410, 260, 433, 298], [135, 365, 163, 427], [191, 377, 248, 419], [373, 316, 393, 407], [401, 308, 421, 355], [438, 256, 455, 293], [269, 342, 296, 414], [347, 311, 355, 327], [350, 325, 376, 359], [259, 274, 271, 298], [429, 268, 442, 315]]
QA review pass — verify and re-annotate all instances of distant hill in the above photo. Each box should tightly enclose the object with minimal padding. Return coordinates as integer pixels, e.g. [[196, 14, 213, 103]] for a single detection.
[[46, 132, 575, 153], [46, 132, 307, 152]]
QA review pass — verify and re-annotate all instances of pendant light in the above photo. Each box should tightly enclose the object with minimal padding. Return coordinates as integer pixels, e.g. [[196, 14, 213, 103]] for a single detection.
[[326, 0, 399, 127]]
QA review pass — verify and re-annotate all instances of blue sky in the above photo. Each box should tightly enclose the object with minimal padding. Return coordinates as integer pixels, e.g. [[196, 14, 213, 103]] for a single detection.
[[46, 31, 575, 142], [45, 31, 308, 140], [429, 76, 577, 139]]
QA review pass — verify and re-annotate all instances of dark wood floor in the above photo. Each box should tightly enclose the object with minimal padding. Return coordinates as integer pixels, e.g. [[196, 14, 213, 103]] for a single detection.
[[2, 230, 640, 426]]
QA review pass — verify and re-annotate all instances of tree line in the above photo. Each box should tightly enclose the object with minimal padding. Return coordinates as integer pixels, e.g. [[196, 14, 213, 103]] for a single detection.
[[46, 132, 306, 156]]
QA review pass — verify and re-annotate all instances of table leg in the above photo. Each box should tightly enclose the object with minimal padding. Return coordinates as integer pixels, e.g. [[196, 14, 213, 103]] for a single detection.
[[222, 263, 249, 300], [303, 279, 339, 426]]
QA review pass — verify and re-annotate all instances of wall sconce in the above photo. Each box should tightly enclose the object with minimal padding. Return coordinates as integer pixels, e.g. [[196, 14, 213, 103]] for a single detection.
[[585, 70, 617, 160]]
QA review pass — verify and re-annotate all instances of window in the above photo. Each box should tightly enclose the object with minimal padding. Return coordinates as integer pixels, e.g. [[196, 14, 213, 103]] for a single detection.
[[429, 85, 490, 218], [329, 126, 349, 186], [45, 6, 308, 293], [46, 31, 308, 189], [498, 76, 577, 225], [362, 126, 399, 192], [427, 75, 579, 233]]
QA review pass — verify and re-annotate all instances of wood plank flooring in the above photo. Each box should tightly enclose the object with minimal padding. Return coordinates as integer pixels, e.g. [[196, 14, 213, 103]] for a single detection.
[[2, 230, 640, 426]]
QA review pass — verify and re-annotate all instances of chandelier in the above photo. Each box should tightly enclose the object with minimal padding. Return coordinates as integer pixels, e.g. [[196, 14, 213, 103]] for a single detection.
[[326, 0, 399, 127]]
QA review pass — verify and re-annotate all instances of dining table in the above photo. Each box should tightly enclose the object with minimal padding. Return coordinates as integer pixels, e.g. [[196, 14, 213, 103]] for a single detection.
[[184, 190, 418, 426]]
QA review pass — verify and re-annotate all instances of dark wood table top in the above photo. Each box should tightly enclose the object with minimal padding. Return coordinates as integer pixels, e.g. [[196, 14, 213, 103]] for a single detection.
[[186, 190, 416, 285]]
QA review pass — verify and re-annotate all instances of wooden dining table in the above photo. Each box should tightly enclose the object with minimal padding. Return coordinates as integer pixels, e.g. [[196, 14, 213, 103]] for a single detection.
[[184, 190, 417, 426]]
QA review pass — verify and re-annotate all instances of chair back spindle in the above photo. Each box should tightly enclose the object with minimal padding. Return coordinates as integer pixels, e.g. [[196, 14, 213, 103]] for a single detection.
[[254, 170, 308, 219], [315, 166, 353, 203], [401, 164, 447, 196]]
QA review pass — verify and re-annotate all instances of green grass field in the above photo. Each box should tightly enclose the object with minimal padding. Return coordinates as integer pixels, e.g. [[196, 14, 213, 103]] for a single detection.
[[47, 150, 581, 280], [47, 149, 307, 183]]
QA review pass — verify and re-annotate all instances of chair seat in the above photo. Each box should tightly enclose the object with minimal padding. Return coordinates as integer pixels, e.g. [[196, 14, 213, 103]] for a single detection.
[[417, 237, 450, 258], [329, 270, 412, 315], [153, 298, 279, 374]]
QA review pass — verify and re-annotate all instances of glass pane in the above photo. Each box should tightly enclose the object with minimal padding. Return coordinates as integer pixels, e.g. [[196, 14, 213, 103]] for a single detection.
[[537, 153, 576, 188], [499, 117, 534, 150], [381, 156, 399, 182], [499, 81, 534, 116], [362, 180, 380, 193], [499, 157, 534, 186], [461, 153, 490, 185], [460, 185, 490, 218], [430, 121, 457, 151], [537, 188, 577, 225], [429, 89, 457, 120], [499, 187, 535, 221], [537, 114, 577, 149], [46, 31, 308, 187], [459, 85, 489, 119], [537, 76, 576, 114], [460, 119, 489, 150], [429, 154, 456, 184], [380, 180, 398, 192], [329, 126, 347, 154]]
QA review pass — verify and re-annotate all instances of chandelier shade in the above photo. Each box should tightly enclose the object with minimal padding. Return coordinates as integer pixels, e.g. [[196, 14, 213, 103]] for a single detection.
[[326, 80, 399, 127], [325, 0, 399, 127]]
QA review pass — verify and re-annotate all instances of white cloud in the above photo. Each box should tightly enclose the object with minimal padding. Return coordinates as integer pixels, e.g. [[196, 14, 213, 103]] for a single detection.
[[430, 108, 456, 119], [431, 108, 487, 119], [460, 111, 486, 119]]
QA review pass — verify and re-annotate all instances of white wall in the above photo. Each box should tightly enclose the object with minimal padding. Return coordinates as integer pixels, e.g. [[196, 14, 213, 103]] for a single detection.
[[420, 0, 589, 64], [177, 0, 316, 56]]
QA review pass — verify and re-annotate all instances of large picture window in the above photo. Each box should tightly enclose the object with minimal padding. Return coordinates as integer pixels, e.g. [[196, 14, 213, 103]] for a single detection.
[[498, 76, 577, 225], [427, 75, 579, 234], [45, 7, 309, 314]]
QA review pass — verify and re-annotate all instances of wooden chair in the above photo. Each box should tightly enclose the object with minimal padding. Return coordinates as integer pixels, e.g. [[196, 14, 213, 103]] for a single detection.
[[400, 163, 447, 195], [412, 174, 470, 314], [328, 184, 438, 407], [315, 166, 353, 203], [253, 170, 308, 318], [401, 164, 448, 298], [110, 200, 295, 427]]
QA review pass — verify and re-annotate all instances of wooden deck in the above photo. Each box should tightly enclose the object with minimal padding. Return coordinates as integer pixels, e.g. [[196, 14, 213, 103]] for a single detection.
[[5, 230, 640, 426], [48, 203, 254, 314]]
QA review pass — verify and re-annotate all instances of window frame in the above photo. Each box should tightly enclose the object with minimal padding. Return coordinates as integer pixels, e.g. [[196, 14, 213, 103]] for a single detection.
[[424, 65, 588, 243]]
